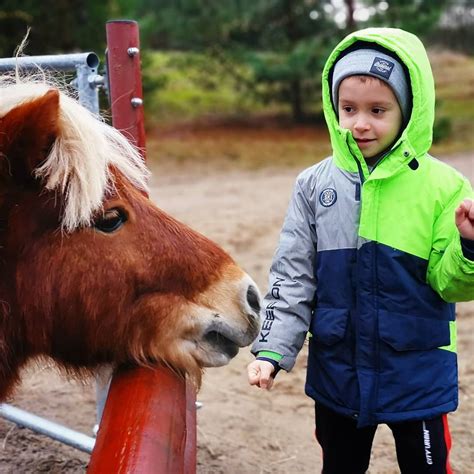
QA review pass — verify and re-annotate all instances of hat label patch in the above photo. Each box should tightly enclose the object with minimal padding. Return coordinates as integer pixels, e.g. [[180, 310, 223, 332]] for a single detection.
[[370, 57, 394, 79]]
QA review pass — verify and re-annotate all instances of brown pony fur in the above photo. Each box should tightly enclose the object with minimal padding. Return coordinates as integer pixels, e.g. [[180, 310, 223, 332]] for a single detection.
[[0, 86, 260, 399]]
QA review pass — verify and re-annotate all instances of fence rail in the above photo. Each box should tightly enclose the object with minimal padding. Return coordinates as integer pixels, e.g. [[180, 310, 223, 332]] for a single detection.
[[0, 52, 99, 72], [88, 367, 196, 473], [0, 404, 95, 454]]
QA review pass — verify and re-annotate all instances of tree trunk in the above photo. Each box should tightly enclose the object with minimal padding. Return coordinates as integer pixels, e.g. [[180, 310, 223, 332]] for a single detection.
[[345, 0, 356, 30], [290, 78, 304, 122], [285, 0, 305, 122]]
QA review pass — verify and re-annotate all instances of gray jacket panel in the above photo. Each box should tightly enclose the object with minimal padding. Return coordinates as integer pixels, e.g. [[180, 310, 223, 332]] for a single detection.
[[252, 157, 360, 370]]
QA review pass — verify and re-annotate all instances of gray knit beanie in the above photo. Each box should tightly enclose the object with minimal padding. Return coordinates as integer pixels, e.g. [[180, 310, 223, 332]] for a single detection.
[[332, 48, 410, 121]]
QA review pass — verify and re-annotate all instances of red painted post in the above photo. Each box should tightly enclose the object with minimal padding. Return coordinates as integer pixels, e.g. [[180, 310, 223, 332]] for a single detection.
[[184, 379, 197, 473], [87, 20, 197, 473], [88, 367, 196, 473], [105, 20, 147, 156]]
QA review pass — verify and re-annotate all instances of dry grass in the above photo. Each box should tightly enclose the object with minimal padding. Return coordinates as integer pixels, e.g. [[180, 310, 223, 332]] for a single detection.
[[148, 122, 332, 170], [430, 49, 474, 154], [146, 50, 473, 168], [430, 50, 474, 101]]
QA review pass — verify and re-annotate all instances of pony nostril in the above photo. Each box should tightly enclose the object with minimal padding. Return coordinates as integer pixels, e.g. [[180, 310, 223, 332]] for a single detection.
[[246, 285, 261, 314]]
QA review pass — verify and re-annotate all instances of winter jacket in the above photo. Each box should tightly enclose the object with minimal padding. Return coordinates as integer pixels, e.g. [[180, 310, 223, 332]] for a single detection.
[[251, 28, 474, 427]]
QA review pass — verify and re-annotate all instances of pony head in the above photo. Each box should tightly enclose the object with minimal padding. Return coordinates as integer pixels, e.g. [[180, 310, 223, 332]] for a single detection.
[[0, 78, 261, 396]]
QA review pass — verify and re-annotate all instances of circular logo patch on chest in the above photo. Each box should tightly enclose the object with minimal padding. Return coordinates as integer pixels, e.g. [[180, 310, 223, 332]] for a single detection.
[[319, 188, 337, 207]]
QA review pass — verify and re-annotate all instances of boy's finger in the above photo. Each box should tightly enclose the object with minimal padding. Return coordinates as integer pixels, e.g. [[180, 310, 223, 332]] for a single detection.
[[247, 365, 261, 385], [465, 199, 474, 219], [260, 379, 274, 390], [455, 202, 468, 225], [258, 364, 275, 390]]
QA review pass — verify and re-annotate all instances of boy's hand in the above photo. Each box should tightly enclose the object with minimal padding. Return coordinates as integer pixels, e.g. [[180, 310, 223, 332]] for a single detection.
[[247, 360, 275, 390], [455, 199, 474, 240]]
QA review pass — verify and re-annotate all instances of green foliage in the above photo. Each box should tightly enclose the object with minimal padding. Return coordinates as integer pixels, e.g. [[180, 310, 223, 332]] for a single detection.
[[115, 0, 346, 121], [0, 0, 111, 56], [426, 0, 474, 54], [143, 51, 263, 124], [433, 115, 452, 143], [359, 0, 449, 37], [0, 0, 469, 135], [114, 0, 243, 49]]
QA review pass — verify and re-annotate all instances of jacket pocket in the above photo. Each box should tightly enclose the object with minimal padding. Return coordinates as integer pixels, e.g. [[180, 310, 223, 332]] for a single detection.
[[311, 308, 349, 345], [379, 310, 451, 351]]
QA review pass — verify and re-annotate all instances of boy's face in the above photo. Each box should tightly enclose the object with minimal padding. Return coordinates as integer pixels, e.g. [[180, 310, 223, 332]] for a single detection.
[[338, 76, 403, 159]]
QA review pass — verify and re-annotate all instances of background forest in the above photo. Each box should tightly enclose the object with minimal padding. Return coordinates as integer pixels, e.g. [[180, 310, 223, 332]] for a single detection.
[[0, 0, 473, 160]]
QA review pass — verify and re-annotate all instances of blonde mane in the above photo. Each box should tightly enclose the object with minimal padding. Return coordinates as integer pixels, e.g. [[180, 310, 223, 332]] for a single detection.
[[0, 75, 150, 231]]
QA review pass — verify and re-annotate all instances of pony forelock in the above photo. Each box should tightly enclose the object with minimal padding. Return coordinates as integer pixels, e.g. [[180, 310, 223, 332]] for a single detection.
[[0, 73, 150, 231]]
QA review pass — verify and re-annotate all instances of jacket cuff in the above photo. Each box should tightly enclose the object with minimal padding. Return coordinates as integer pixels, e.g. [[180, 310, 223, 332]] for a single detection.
[[460, 237, 474, 261]]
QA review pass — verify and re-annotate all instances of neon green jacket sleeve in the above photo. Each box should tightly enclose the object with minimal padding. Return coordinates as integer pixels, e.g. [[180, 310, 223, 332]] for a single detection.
[[427, 178, 474, 302]]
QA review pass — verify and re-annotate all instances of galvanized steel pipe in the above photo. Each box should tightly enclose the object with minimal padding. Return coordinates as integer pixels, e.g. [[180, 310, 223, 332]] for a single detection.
[[0, 52, 99, 72], [0, 403, 95, 454], [0, 52, 101, 113]]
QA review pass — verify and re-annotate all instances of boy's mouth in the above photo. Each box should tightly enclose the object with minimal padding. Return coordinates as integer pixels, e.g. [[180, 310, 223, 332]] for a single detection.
[[355, 138, 376, 147]]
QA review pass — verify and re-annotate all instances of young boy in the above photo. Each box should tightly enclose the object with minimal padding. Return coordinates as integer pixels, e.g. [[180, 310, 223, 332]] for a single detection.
[[248, 28, 474, 473]]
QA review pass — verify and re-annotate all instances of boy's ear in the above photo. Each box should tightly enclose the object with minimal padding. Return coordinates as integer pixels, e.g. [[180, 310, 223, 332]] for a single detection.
[[0, 89, 60, 186]]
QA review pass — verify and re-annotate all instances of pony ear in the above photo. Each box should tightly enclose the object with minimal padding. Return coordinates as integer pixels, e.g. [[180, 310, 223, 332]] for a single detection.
[[0, 89, 60, 185]]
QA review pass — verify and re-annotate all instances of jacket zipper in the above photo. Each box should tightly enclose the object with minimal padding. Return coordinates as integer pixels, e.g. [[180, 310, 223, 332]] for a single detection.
[[347, 136, 406, 423], [348, 143, 364, 420], [354, 161, 364, 202], [372, 186, 380, 425]]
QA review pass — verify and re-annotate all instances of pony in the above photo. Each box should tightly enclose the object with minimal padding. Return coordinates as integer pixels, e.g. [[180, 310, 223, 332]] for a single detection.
[[0, 76, 261, 400]]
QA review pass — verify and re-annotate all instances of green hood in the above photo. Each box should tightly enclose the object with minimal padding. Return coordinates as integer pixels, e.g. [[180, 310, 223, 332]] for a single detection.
[[322, 28, 435, 179]]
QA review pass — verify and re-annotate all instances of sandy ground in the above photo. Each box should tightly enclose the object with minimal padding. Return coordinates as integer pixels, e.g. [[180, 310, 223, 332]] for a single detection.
[[0, 153, 472, 473]]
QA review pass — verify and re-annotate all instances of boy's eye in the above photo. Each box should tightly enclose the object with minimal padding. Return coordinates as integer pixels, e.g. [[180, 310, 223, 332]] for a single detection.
[[342, 106, 353, 113], [372, 107, 384, 114]]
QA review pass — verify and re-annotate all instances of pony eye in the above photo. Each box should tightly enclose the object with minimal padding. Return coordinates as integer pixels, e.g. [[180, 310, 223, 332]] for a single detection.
[[94, 208, 127, 233]]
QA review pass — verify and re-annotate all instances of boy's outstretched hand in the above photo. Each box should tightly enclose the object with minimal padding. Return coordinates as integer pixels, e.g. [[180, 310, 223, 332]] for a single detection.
[[247, 360, 275, 390], [455, 198, 474, 240]]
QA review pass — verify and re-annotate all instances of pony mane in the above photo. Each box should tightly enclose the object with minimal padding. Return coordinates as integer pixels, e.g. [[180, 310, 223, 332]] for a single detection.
[[0, 74, 150, 231]]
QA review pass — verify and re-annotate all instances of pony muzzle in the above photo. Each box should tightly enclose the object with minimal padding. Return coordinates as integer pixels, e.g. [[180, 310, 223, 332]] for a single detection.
[[193, 275, 261, 367]]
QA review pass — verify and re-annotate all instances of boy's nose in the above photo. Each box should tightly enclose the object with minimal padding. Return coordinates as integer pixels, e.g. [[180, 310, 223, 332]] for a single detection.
[[354, 116, 370, 131]]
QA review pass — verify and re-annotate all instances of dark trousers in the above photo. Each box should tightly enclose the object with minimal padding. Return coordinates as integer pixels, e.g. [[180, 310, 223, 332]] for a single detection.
[[315, 403, 453, 474]]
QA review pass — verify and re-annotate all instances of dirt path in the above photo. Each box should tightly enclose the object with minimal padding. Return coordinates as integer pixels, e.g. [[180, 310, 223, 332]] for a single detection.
[[151, 153, 474, 474], [0, 153, 472, 473]]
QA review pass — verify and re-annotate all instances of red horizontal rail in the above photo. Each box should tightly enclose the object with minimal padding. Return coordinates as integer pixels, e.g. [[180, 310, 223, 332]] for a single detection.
[[87, 366, 196, 473]]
